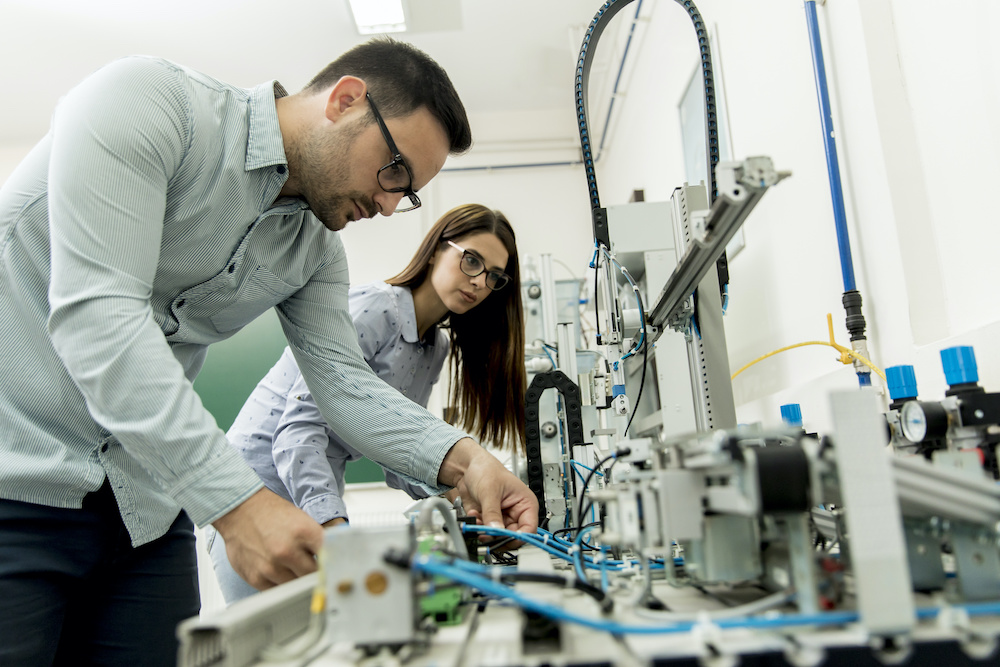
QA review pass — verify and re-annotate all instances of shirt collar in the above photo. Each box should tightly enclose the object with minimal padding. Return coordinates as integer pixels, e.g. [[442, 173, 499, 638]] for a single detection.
[[394, 285, 436, 346], [245, 80, 289, 172]]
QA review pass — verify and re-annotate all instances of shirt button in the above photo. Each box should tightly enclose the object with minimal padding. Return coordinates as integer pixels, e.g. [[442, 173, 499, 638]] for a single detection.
[[276, 165, 286, 174], [100, 443, 109, 453]]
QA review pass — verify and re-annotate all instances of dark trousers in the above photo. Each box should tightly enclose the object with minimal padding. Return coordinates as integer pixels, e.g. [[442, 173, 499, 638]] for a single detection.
[[0, 480, 200, 666]]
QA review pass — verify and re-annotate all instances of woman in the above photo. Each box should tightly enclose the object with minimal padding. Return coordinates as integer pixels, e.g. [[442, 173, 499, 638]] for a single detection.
[[209, 203, 525, 602]]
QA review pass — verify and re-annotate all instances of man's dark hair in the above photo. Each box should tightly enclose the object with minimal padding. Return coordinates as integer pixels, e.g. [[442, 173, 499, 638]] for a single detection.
[[305, 37, 472, 155]]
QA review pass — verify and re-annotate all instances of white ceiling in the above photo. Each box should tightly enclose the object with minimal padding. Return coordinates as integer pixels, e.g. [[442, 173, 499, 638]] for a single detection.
[[0, 0, 626, 158]]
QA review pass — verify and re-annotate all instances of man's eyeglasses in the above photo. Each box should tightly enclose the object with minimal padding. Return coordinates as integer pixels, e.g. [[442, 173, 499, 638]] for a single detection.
[[447, 240, 511, 291], [367, 93, 420, 213]]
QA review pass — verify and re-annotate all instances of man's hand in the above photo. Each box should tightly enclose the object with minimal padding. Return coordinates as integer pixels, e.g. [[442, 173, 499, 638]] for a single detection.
[[438, 438, 538, 535], [322, 517, 348, 528], [212, 488, 324, 591]]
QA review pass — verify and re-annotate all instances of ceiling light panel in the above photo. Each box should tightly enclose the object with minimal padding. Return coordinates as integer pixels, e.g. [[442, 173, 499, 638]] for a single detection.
[[348, 0, 407, 34]]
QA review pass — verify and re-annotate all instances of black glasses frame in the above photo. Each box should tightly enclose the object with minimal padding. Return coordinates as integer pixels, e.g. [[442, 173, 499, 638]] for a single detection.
[[447, 240, 511, 291], [366, 93, 421, 213]]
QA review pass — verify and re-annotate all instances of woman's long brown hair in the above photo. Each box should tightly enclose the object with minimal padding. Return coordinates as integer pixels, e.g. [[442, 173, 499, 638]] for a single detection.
[[387, 204, 526, 453]]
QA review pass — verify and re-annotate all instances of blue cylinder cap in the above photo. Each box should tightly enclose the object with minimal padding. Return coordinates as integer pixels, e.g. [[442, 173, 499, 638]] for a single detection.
[[780, 403, 803, 427], [941, 346, 978, 386], [885, 365, 918, 401]]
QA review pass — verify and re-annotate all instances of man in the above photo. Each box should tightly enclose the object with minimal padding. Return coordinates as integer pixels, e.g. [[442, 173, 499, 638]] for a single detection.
[[0, 37, 538, 665]]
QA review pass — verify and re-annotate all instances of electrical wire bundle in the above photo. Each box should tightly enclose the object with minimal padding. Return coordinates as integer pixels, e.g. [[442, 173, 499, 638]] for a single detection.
[[389, 525, 1000, 641]]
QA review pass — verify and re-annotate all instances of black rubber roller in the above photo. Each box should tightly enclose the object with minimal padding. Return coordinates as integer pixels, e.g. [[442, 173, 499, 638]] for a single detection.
[[755, 445, 811, 512]]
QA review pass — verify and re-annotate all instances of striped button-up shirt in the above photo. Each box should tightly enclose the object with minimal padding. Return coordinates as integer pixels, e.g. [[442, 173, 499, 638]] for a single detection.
[[228, 283, 450, 523], [0, 56, 464, 546]]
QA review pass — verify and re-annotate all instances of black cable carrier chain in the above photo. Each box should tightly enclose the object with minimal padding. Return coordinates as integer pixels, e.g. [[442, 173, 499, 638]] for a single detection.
[[524, 371, 586, 524], [574, 0, 720, 249]]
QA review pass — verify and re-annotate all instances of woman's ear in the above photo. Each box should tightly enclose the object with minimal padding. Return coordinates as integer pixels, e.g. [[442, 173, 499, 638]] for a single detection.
[[428, 247, 442, 267]]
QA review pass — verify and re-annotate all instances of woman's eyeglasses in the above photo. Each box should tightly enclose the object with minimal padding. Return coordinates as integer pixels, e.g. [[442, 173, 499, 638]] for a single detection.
[[447, 240, 511, 291]]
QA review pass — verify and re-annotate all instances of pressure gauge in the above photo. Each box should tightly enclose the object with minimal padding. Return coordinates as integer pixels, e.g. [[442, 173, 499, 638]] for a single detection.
[[899, 401, 948, 443]]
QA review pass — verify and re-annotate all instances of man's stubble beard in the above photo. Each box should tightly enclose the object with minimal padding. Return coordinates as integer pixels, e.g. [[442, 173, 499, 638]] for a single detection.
[[287, 123, 371, 232]]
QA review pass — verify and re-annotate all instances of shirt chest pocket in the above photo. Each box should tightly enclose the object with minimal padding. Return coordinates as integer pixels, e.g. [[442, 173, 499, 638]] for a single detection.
[[206, 263, 299, 333], [170, 261, 300, 340], [164, 216, 322, 342]]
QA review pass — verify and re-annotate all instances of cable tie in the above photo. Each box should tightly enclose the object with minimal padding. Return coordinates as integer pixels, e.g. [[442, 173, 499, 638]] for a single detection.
[[936, 602, 969, 633]]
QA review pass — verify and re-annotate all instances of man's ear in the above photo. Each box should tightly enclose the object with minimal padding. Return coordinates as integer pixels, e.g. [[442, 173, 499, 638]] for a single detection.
[[323, 76, 368, 123]]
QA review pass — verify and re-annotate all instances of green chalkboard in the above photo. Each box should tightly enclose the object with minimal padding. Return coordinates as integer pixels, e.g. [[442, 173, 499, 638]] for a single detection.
[[192, 309, 386, 484]]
